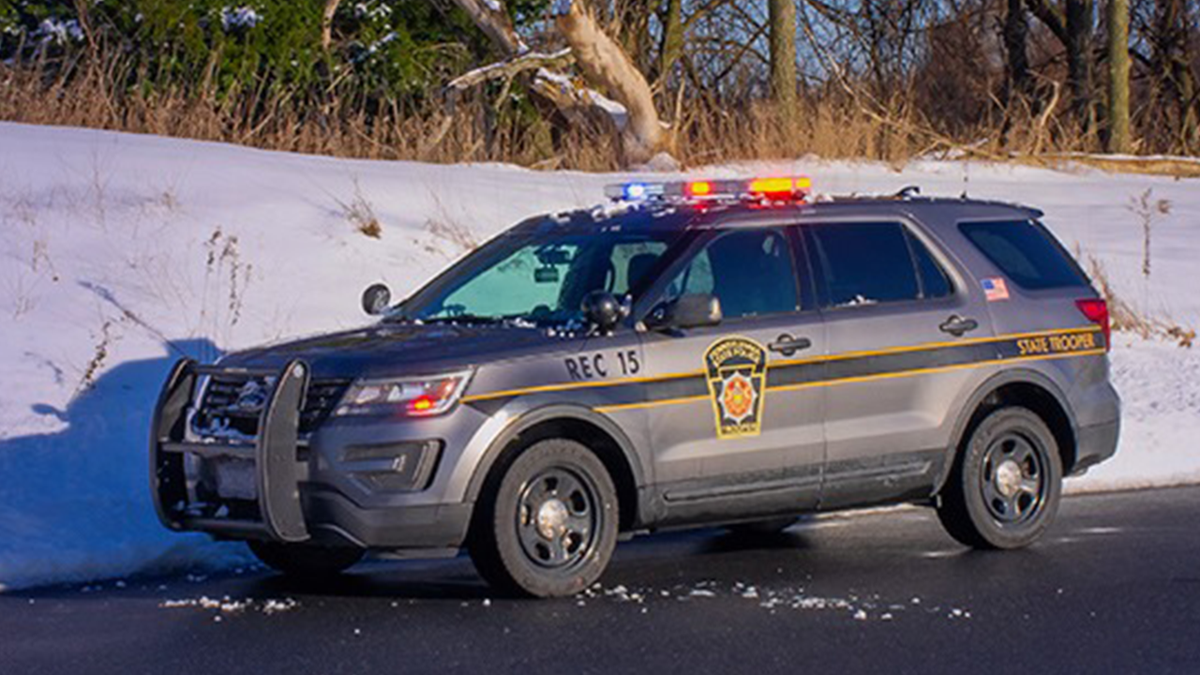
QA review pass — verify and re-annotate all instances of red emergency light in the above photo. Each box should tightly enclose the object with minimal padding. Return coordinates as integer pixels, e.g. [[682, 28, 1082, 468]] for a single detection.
[[604, 176, 812, 203]]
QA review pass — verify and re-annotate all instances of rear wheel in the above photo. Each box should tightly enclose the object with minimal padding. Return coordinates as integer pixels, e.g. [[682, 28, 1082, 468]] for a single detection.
[[469, 439, 619, 598], [248, 540, 365, 579], [937, 406, 1063, 549]]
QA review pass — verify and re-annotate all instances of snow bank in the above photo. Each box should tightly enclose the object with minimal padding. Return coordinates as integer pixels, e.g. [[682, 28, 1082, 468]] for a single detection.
[[1, 122, 1197, 589]]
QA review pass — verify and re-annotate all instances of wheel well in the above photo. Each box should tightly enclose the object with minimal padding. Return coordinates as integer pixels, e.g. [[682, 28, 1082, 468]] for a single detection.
[[481, 418, 640, 532], [965, 382, 1077, 473]]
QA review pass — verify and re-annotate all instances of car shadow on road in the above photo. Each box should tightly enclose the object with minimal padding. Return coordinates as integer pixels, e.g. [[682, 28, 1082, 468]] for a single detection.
[[0, 339, 248, 590], [235, 527, 822, 601]]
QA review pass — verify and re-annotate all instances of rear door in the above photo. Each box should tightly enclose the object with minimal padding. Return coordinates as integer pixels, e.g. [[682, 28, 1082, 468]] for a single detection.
[[801, 219, 994, 508], [632, 224, 827, 524]]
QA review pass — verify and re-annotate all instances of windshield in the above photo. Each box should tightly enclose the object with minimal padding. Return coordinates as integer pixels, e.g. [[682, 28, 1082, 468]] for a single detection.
[[395, 227, 684, 326]]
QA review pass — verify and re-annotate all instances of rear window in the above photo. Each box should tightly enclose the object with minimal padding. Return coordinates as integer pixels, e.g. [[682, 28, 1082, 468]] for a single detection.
[[959, 220, 1087, 289], [809, 222, 952, 307]]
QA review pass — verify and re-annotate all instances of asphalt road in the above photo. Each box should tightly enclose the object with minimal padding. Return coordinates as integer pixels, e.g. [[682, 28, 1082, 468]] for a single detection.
[[2, 486, 1198, 675]]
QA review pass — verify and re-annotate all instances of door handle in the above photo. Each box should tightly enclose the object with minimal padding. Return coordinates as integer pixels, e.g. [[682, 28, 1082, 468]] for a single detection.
[[768, 334, 813, 356], [939, 315, 979, 337]]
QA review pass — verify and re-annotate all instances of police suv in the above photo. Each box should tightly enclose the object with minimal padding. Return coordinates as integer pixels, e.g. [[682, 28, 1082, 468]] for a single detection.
[[151, 176, 1120, 597]]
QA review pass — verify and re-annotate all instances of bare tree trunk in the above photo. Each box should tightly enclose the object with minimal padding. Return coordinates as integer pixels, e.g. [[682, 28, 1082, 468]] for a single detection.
[[1003, 0, 1031, 100], [1025, 0, 1094, 128], [659, 0, 685, 85], [1152, 0, 1199, 152], [555, 0, 667, 164], [322, 0, 341, 50], [448, 0, 526, 55], [768, 0, 797, 104], [1064, 0, 1094, 128], [614, 0, 656, 74], [1106, 0, 1131, 152]]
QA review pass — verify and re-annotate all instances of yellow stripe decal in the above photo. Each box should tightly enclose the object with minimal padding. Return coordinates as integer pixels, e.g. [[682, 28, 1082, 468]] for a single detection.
[[463, 326, 1103, 404], [594, 348, 1106, 413]]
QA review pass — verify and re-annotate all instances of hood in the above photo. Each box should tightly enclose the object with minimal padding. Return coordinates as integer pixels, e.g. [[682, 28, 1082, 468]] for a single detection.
[[216, 322, 568, 380]]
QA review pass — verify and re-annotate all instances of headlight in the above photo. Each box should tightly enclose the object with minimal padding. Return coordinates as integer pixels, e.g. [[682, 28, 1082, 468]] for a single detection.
[[333, 371, 472, 418]]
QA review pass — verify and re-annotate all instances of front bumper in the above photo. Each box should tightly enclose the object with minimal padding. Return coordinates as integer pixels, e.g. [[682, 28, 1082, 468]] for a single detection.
[[149, 358, 472, 550]]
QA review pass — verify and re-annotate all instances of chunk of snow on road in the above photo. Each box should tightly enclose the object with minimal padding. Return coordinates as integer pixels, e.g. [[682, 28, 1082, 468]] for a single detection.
[[161, 596, 298, 615]]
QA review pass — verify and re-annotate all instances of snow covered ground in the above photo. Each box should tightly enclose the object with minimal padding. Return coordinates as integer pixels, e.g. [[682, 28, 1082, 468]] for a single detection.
[[1, 122, 1197, 590]]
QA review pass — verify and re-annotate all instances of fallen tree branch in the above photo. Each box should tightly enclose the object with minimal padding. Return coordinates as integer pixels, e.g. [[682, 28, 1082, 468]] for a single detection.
[[445, 49, 575, 94]]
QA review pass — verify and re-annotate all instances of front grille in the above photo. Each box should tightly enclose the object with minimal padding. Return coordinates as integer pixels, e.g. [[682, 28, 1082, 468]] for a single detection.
[[194, 375, 350, 438]]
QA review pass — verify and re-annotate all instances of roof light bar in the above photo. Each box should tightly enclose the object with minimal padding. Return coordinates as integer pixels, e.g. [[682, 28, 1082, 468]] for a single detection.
[[604, 176, 812, 203]]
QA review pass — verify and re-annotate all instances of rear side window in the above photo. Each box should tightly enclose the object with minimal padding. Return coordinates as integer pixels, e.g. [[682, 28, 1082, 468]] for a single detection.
[[808, 222, 952, 307], [960, 220, 1087, 289]]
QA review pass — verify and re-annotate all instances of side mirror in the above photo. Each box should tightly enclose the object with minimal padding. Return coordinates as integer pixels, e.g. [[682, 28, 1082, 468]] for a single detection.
[[361, 283, 392, 315], [662, 293, 722, 330], [582, 290, 625, 333]]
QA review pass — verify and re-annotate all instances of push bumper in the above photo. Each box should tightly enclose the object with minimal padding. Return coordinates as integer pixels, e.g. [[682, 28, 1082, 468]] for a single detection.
[[149, 358, 472, 549]]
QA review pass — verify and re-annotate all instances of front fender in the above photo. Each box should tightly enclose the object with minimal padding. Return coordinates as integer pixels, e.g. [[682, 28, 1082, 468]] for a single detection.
[[446, 398, 648, 507]]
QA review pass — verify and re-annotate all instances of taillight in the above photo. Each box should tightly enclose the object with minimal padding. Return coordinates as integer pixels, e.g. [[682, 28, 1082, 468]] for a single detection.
[[1076, 299, 1111, 351]]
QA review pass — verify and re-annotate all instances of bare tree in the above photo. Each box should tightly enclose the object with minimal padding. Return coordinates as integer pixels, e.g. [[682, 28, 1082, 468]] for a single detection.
[[1026, 0, 1095, 127], [1149, 0, 1199, 152], [1003, 0, 1032, 101], [440, 0, 668, 166], [1107, 0, 1131, 152], [659, 0, 686, 85], [555, 0, 669, 164], [768, 0, 798, 104]]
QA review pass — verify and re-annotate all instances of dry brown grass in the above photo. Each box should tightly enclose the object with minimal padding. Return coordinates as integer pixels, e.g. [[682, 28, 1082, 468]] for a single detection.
[[2, 49, 1196, 175], [334, 179, 383, 239], [1084, 253, 1195, 348]]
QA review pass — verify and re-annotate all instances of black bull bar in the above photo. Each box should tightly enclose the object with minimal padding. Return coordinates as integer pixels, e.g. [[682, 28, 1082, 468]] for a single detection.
[[150, 358, 312, 543]]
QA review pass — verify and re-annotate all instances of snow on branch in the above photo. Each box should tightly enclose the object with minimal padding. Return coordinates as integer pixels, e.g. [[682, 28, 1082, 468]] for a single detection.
[[446, 49, 575, 93], [444, 49, 630, 132]]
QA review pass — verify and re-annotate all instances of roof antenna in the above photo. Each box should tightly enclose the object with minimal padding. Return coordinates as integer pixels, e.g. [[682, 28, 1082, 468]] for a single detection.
[[961, 161, 970, 199], [896, 185, 920, 199]]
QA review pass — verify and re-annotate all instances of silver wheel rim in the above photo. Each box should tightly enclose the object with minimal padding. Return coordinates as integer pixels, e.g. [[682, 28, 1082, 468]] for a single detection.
[[980, 430, 1048, 526], [515, 466, 601, 570]]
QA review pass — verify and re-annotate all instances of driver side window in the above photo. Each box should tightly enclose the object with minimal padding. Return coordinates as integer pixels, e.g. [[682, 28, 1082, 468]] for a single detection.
[[661, 228, 799, 320]]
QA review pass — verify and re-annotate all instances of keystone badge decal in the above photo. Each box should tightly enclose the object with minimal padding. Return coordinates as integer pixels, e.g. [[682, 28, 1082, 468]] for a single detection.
[[704, 336, 768, 439]]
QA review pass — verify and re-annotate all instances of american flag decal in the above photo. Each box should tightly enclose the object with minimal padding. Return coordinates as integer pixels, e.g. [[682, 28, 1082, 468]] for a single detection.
[[982, 277, 1010, 302]]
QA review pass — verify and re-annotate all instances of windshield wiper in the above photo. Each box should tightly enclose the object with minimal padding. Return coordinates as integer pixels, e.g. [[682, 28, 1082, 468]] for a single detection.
[[421, 314, 504, 325]]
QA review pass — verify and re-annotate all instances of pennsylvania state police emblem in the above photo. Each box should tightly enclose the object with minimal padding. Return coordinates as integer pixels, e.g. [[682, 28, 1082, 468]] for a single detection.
[[704, 336, 768, 439]]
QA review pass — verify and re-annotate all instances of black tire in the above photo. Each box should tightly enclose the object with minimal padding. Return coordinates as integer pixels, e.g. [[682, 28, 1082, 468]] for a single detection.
[[726, 517, 798, 536], [248, 540, 365, 579], [468, 438, 619, 598], [937, 406, 1063, 549]]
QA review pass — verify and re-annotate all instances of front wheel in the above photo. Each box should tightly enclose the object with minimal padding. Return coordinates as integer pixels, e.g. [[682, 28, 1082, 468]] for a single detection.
[[248, 540, 365, 579], [937, 407, 1063, 549], [469, 439, 619, 598]]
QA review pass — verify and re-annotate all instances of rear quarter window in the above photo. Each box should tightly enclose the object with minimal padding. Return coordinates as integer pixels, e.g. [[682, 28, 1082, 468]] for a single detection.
[[959, 220, 1087, 290]]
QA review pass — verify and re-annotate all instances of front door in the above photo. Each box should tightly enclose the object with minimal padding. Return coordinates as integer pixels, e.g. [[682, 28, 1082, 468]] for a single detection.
[[633, 225, 827, 524]]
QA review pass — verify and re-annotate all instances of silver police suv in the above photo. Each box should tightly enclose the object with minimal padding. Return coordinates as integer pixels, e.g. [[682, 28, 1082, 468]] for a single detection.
[[151, 176, 1120, 597]]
